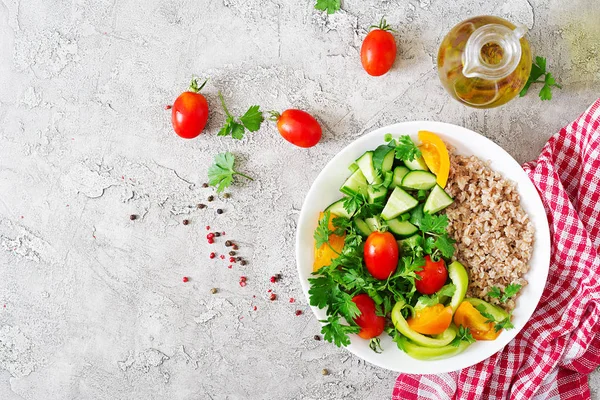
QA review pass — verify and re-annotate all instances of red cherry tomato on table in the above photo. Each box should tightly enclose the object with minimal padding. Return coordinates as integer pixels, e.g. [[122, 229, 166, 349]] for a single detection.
[[364, 231, 398, 280], [415, 256, 448, 295], [360, 18, 397, 77], [171, 78, 209, 139], [352, 294, 385, 339], [271, 109, 322, 148]]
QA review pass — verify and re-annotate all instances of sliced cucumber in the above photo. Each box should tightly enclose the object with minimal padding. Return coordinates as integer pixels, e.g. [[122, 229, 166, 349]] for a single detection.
[[423, 184, 454, 214], [381, 187, 418, 220], [348, 163, 359, 173], [381, 150, 395, 173], [355, 151, 382, 184], [354, 218, 372, 237], [390, 166, 410, 189], [401, 170, 437, 190], [367, 185, 387, 204], [387, 219, 418, 238], [404, 156, 429, 171], [365, 217, 381, 232], [340, 169, 368, 196], [324, 199, 352, 219]]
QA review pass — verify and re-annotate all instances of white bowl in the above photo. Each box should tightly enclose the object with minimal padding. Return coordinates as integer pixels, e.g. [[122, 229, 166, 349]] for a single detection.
[[295, 121, 550, 374]]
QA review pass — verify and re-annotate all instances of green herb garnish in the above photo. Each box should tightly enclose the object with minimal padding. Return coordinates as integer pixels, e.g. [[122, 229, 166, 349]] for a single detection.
[[314, 0, 341, 14], [218, 91, 264, 139], [520, 56, 562, 101], [207, 152, 254, 193]]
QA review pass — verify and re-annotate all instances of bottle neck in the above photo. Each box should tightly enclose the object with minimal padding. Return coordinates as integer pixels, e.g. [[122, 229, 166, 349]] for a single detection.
[[462, 23, 526, 80]]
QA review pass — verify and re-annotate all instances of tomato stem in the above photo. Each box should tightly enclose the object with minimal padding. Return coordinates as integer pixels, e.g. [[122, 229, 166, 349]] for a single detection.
[[369, 16, 396, 32], [189, 77, 208, 93], [268, 111, 281, 122], [218, 91, 233, 118]]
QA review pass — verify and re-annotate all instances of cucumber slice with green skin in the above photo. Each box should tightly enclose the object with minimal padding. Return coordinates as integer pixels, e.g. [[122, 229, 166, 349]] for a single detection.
[[465, 298, 509, 321], [381, 187, 419, 220], [424, 184, 454, 214], [340, 169, 368, 196], [324, 199, 353, 219], [355, 151, 382, 184], [390, 166, 410, 189], [391, 300, 457, 347], [367, 185, 388, 204], [401, 170, 438, 190], [354, 218, 372, 237], [365, 217, 382, 232], [381, 150, 395, 173], [448, 261, 469, 312], [404, 156, 429, 171], [387, 219, 418, 238], [397, 334, 471, 360], [348, 163, 359, 173]]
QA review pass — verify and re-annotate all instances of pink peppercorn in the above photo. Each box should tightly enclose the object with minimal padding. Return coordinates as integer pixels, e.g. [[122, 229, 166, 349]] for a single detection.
[[207, 238, 214, 244], [182, 277, 189, 282], [239, 281, 247, 287], [240, 276, 247, 282], [270, 276, 276, 283], [209, 252, 216, 259], [269, 293, 276, 301], [206, 226, 210, 230], [295, 310, 302, 316], [228, 265, 232, 269], [207, 233, 215, 239], [253, 306, 257, 311], [165, 105, 172, 110], [229, 257, 236, 263], [220, 255, 225, 260], [289, 298, 295, 303], [267, 289, 272, 293]]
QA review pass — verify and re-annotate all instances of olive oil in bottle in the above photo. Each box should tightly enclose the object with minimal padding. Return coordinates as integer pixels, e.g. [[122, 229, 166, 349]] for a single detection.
[[437, 16, 532, 109]]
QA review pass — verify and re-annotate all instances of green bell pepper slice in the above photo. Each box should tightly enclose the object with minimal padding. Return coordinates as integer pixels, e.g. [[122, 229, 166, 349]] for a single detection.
[[397, 335, 471, 360], [448, 261, 469, 312]]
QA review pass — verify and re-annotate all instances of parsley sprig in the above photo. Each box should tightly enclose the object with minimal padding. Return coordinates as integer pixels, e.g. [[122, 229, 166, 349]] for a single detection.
[[519, 56, 562, 101], [384, 134, 422, 162], [217, 91, 264, 139], [450, 326, 476, 347], [487, 283, 522, 303], [314, 0, 340, 14], [408, 205, 456, 261], [474, 304, 515, 332], [207, 152, 253, 193]]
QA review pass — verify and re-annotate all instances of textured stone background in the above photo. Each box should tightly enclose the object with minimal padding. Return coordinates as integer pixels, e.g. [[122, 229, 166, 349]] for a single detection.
[[0, 0, 599, 399]]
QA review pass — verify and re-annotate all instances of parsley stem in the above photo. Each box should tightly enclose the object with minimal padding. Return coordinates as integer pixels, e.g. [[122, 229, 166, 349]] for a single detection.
[[327, 242, 341, 256], [233, 171, 254, 181], [218, 91, 232, 118]]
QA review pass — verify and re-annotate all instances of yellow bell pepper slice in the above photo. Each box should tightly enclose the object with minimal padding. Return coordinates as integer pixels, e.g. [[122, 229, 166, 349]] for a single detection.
[[418, 131, 450, 188], [313, 212, 345, 271]]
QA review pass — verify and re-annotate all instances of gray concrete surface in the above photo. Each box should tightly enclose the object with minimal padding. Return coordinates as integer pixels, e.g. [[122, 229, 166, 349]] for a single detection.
[[0, 0, 598, 399]]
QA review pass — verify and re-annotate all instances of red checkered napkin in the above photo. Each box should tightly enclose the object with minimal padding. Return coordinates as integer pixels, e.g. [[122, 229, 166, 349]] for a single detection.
[[393, 99, 600, 400]]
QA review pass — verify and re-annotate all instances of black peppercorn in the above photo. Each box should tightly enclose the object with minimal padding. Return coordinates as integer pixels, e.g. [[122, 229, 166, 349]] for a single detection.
[[240, 260, 247, 266], [183, 219, 189, 225], [225, 240, 232, 247], [202, 183, 209, 188], [214, 232, 221, 237], [314, 335, 321, 341], [216, 209, 223, 214], [224, 193, 231, 199], [208, 195, 214, 202], [229, 251, 236, 256], [130, 214, 137, 220], [197, 204, 206, 209], [232, 244, 239, 250]]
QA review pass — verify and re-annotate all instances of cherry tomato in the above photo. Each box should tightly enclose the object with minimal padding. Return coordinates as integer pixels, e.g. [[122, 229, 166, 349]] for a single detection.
[[171, 78, 209, 139], [415, 256, 448, 295], [352, 294, 385, 339], [364, 231, 398, 280], [273, 109, 322, 148], [360, 18, 397, 76]]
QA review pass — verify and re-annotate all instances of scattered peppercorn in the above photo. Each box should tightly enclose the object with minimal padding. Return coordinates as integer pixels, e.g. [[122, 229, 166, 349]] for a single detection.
[[183, 219, 189, 225], [229, 251, 236, 256], [289, 298, 295, 303], [182, 277, 189, 282], [236, 256, 242, 261], [275, 273, 282, 280], [202, 183, 209, 188], [232, 244, 239, 250], [220, 255, 226, 260], [207, 233, 215, 239], [239, 281, 246, 287], [229, 257, 236, 263], [197, 203, 206, 209], [225, 240, 232, 247], [295, 310, 302, 316], [206, 226, 210, 230], [322, 369, 329, 376], [240, 260, 248, 266], [224, 193, 231, 199], [314, 335, 321, 341], [207, 238, 214, 244], [129, 214, 137, 220], [210, 288, 217, 294], [216, 209, 223, 214], [253, 306, 257, 311], [209, 252, 216, 259], [208, 195, 214, 202], [270, 276, 276, 283], [269, 293, 276, 301], [165, 105, 172, 110], [214, 232, 221, 237]]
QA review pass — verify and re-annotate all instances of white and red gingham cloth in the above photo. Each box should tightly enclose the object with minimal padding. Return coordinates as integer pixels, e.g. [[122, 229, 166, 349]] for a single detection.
[[393, 99, 600, 400]]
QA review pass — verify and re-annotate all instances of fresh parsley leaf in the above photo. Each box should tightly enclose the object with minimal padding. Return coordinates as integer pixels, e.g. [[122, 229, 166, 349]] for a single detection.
[[320, 315, 360, 347], [475, 304, 496, 323], [218, 91, 264, 140], [418, 294, 439, 307], [519, 56, 562, 101], [451, 326, 476, 347], [488, 286, 502, 299], [239, 105, 263, 132], [495, 316, 515, 332], [423, 236, 435, 255], [420, 213, 449, 234], [337, 291, 361, 321], [393, 135, 422, 162], [314, 0, 340, 14], [417, 284, 455, 307], [369, 337, 383, 354], [409, 204, 424, 227], [434, 233, 456, 259], [207, 152, 254, 193], [502, 284, 522, 302], [343, 192, 367, 216], [332, 216, 352, 236], [314, 211, 332, 249]]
